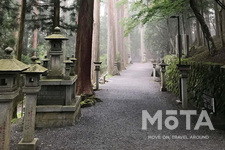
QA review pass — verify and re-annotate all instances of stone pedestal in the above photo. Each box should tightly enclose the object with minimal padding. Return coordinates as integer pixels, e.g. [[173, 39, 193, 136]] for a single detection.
[[178, 65, 190, 109], [36, 76, 80, 128]]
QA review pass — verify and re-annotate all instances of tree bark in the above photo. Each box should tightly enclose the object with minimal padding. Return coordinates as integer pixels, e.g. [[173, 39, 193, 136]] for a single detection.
[[190, 0, 216, 56], [91, 0, 100, 83], [53, 0, 60, 29], [16, 0, 26, 61], [140, 25, 146, 62], [214, 1, 220, 38], [75, 0, 94, 95]]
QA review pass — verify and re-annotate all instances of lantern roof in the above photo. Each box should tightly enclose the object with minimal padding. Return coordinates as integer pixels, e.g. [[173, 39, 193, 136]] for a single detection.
[[23, 56, 48, 74], [0, 47, 29, 72], [45, 27, 68, 41]]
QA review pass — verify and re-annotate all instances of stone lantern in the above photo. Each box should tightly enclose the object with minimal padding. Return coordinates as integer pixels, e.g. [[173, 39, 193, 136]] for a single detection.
[[70, 54, 77, 76], [152, 61, 157, 81], [18, 56, 47, 150], [177, 64, 191, 109], [64, 56, 73, 79], [159, 60, 168, 92], [94, 62, 102, 90], [42, 55, 49, 69], [45, 27, 68, 78], [0, 47, 29, 150]]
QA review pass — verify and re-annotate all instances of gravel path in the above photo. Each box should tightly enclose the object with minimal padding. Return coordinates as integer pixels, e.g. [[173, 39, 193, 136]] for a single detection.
[[11, 63, 225, 150]]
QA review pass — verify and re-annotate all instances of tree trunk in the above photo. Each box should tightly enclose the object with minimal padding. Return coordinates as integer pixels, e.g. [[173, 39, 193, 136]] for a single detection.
[[140, 25, 146, 63], [75, 0, 94, 95], [107, 0, 119, 75], [219, 9, 225, 48], [214, 1, 220, 38], [16, 0, 26, 61], [53, 0, 60, 29], [91, 0, 100, 83], [190, 0, 216, 56]]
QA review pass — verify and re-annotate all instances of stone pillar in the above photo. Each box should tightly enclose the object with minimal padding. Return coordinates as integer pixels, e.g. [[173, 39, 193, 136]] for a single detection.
[[178, 65, 190, 109], [94, 62, 102, 90], [0, 102, 13, 150], [18, 87, 40, 150], [18, 56, 47, 150], [153, 63, 157, 81], [183, 34, 189, 57], [159, 60, 168, 92]]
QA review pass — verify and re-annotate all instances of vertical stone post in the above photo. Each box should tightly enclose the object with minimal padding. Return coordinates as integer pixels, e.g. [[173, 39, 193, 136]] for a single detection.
[[18, 56, 47, 150], [94, 62, 102, 90], [153, 63, 157, 81], [159, 60, 168, 91], [178, 65, 190, 109], [0, 47, 28, 150]]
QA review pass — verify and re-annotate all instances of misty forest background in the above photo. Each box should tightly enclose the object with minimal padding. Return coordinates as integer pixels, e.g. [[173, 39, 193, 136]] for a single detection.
[[1, 0, 225, 96]]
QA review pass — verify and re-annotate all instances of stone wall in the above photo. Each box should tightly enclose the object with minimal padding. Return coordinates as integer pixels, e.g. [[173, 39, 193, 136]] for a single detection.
[[37, 85, 66, 105], [164, 55, 225, 117]]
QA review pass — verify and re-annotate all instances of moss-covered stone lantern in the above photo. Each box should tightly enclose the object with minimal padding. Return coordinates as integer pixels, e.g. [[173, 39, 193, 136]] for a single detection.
[[18, 56, 47, 150], [45, 27, 68, 78], [0, 47, 29, 150]]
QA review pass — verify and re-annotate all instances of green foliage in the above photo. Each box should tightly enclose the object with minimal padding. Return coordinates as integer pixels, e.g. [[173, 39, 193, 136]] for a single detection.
[[164, 55, 180, 95], [122, 0, 185, 36], [0, 0, 19, 51], [165, 55, 225, 117], [22, 54, 31, 64]]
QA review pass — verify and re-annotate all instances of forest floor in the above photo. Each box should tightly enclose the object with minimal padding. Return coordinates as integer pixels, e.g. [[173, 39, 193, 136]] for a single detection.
[[10, 63, 225, 150]]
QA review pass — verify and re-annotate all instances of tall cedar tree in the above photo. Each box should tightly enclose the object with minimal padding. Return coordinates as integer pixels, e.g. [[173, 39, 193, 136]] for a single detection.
[[17, 0, 26, 60], [75, 0, 94, 95], [190, 0, 216, 56]]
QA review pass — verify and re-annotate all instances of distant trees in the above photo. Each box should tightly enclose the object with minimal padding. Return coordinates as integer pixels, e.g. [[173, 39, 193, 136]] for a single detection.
[[123, 0, 225, 57]]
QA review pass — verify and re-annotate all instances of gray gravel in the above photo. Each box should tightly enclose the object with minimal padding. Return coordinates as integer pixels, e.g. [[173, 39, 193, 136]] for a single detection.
[[10, 63, 225, 150]]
